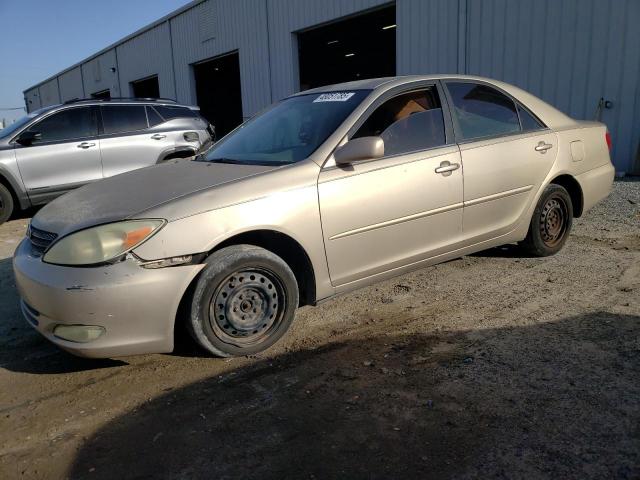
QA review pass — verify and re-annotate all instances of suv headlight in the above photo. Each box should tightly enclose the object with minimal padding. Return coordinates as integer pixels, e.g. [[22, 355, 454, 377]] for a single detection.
[[43, 220, 165, 266]]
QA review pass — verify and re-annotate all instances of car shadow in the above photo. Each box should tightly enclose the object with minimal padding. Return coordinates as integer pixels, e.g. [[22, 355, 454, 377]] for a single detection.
[[0, 258, 127, 374], [68, 311, 640, 480]]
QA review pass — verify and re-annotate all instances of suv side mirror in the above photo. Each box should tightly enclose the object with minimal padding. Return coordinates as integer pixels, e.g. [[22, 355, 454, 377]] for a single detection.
[[16, 131, 41, 146], [334, 136, 384, 166]]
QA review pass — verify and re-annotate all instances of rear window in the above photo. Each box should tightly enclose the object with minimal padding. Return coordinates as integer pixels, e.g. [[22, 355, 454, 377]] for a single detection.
[[101, 105, 148, 134], [447, 82, 520, 140], [146, 106, 164, 127], [154, 105, 198, 121], [518, 104, 544, 132]]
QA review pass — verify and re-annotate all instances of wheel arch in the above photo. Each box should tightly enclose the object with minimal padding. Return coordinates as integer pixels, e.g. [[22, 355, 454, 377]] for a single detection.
[[157, 146, 197, 163], [549, 174, 584, 217], [211, 229, 317, 307], [0, 170, 25, 212]]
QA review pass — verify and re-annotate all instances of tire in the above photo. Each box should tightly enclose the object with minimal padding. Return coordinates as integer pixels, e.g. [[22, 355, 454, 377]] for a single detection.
[[188, 244, 299, 357], [0, 183, 14, 225], [520, 184, 573, 257]]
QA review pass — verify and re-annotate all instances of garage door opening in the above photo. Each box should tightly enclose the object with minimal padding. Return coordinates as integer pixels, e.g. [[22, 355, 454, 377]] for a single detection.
[[91, 89, 111, 99], [193, 52, 243, 138], [131, 75, 160, 98], [297, 5, 396, 91]]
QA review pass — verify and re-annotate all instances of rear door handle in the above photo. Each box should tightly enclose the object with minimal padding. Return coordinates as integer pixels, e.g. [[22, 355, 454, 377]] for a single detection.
[[535, 141, 553, 153], [77, 142, 96, 149], [434, 161, 460, 176], [151, 134, 166, 140]]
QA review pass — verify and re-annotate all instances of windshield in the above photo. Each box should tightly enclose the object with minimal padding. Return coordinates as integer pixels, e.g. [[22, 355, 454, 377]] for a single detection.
[[0, 106, 56, 139], [202, 90, 370, 165]]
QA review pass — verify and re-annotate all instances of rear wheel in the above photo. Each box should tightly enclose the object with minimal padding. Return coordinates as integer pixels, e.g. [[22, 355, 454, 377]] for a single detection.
[[188, 245, 299, 357], [0, 184, 14, 225], [520, 184, 573, 257]]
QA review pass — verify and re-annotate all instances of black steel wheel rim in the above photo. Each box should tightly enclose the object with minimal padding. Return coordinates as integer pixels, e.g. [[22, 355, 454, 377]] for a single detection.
[[539, 195, 568, 247], [208, 268, 286, 347]]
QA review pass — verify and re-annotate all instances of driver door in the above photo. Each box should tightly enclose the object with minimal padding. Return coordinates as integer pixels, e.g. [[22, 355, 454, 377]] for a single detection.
[[318, 85, 464, 288], [14, 106, 102, 204]]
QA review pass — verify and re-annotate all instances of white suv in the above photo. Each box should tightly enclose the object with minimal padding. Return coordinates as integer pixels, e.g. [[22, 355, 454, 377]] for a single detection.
[[0, 98, 213, 224]]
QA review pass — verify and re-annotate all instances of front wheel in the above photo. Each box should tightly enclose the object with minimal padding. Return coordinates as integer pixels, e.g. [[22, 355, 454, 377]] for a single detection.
[[188, 245, 299, 357], [520, 184, 573, 257], [0, 183, 14, 225]]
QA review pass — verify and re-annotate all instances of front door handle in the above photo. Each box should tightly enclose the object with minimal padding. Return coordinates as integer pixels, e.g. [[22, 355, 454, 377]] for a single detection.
[[435, 161, 460, 176], [151, 134, 166, 140], [77, 142, 96, 149], [535, 141, 553, 153]]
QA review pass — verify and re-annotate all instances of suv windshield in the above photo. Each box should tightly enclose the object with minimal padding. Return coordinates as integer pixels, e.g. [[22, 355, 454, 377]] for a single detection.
[[0, 106, 56, 139], [202, 90, 370, 165]]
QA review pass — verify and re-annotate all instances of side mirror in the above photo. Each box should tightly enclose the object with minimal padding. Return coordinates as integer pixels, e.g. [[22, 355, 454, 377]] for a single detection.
[[334, 136, 384, 166], [16, 131, 41, 146]]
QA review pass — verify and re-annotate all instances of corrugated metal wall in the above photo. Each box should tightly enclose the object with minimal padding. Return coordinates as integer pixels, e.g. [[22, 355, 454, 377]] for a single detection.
[[38, 79, 60, 106], [462, 0, 640, 174], [169, 0, 272, 118], [23, 0, 639, 172], [58, 67, 84, 102], [81, 49, 119, 97], [116, 21, 176, 99], [266, 0, 390, 101]]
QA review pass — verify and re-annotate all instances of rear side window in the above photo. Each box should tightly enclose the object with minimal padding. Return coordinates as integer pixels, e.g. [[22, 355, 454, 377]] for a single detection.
[[27, 107, 97, 143], [101, 105, 148, 134], [146, 106, 164, 127], [353, 87, 446, 156], [518, 104, 544, 131], [447, 82, 520, 140], [154, 105, 198, 120]]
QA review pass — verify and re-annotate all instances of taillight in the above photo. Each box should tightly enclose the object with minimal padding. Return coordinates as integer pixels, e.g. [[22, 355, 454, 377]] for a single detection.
[[605, 132, 612, 150]]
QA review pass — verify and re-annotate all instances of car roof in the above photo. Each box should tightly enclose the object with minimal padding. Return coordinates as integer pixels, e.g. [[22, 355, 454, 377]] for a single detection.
[[49, 98, 199, 110], [295, 74, 576, 129]]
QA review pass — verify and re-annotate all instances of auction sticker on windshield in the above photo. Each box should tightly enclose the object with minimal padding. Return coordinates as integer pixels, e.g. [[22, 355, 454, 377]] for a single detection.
[[313, 92, 356, 102]]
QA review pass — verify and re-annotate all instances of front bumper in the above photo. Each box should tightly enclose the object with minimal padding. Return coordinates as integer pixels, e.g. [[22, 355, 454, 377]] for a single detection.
[[13, 239, 204, 358]]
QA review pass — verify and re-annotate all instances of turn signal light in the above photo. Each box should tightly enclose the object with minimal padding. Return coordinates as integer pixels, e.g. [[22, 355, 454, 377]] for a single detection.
[[605, 132, 612, 150]]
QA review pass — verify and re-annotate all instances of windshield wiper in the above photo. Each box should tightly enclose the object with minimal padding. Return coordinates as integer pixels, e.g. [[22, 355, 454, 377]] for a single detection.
[[205, 158, 249, 165]]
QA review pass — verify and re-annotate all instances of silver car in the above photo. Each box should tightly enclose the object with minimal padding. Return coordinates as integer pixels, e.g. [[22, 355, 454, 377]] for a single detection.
[[13, 75, 614, 359], [0, 98, 212, 224]]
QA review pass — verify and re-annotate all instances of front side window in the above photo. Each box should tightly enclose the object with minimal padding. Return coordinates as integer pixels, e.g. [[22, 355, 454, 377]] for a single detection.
[[447, 82, 520, 140], [26, 107, 97, 143], [353, 87, 446, 156], [101, 105, 148, 135], [203, 90, 370, 165]]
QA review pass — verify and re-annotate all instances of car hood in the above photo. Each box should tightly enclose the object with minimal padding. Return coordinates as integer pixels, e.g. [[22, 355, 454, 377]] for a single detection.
[[31, 160, 276, 236]]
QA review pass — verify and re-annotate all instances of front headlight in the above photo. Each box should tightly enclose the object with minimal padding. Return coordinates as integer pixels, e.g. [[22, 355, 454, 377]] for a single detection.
[[43, 220, 165, 266]]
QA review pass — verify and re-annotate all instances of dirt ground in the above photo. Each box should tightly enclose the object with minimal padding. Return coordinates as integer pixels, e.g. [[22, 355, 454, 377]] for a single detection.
[[0, 180, 638, 480]]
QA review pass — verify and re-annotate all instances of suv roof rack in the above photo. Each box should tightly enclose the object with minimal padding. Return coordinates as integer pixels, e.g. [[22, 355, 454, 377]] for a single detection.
[[63, 97, 178, 104]]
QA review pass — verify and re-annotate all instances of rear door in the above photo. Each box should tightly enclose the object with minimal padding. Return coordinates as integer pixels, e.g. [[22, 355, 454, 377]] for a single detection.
[[98, 104, 174, 177], [444, 81, 557, 242], [13, 106, 102, 204]]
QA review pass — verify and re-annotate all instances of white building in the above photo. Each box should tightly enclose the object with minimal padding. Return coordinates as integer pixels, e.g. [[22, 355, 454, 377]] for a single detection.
[[23, 0, 640, 173]]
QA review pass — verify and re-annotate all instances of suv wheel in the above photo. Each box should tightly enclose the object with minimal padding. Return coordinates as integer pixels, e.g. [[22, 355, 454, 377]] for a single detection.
[[0, 184, 14, 225], [188, 245, 299, 357]]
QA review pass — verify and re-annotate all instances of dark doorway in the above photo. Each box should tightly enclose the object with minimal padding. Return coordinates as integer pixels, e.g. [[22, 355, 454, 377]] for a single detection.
[[91, 89, 111, 99], [193, 52, 243, 137], [297, 5, 396, 91], [131, 75, 160, 98]]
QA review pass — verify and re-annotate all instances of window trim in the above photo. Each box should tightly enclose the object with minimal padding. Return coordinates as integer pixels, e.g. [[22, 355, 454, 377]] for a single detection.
[[442, 79, 549, 145], [98, 104, 150, 138], [322, 81, 455, 170], [12, 105, 99, 146]]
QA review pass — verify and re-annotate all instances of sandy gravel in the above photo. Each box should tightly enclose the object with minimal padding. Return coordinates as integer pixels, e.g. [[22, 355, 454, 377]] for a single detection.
[[0, 180, 638, 479]]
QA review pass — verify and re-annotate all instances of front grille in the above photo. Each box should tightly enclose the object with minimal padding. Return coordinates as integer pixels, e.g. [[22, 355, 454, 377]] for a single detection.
[[29, 225, 58, 256]]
